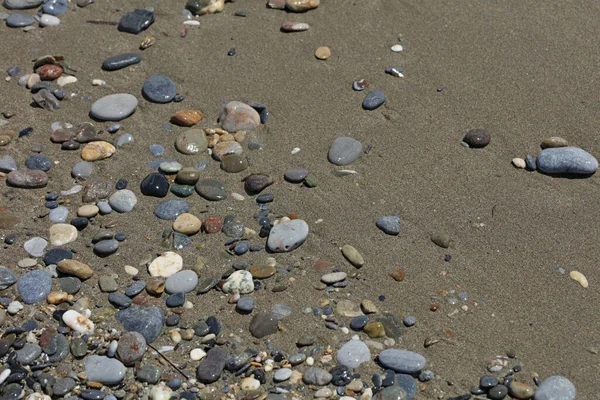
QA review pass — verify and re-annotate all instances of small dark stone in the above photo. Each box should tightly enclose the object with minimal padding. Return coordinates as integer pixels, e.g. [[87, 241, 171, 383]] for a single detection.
[[166, 314, 180, 326], [102, 53, 142, 71], [463, 129, 490, 148], [140, 173, 169, 197], [330, 365, 352, 386], [165, 292, 185, 307], [115, 178, 128, 190], [70, 217, 89, 231], [43, 248, 72, 266], [118, 9, 154, 34], [227, 48, 236, 56], [61, 140, 80, 150]]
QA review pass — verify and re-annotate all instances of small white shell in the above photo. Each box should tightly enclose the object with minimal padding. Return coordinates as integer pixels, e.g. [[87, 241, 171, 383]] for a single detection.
[[92, 79, 106, 86], [570, 270, 588, 288], [391, 44, 403, 52], [62, 310, 94, 335], [512, 158, 526, 168]]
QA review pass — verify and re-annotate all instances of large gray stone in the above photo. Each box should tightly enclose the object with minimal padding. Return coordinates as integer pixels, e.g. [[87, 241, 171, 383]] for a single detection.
[[536, 147, 598, 176], [90, 94, 138, 121], [378, 349, 427, 374], [83, 355, 126, 385], [115, 306, 164, 343], [534, 376, 576, 400]]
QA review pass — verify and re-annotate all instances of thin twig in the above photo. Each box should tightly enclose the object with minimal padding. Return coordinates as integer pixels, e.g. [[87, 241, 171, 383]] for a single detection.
[[146, 343, 189, 379]]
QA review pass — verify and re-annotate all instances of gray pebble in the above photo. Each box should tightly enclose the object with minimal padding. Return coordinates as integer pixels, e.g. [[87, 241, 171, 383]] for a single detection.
[[328, 137, 362, 166], [71, 161, 94, 179], [49, 206, 69, 223], [376, 215, 400, 235], [362, 90, 386, 110], [94, 239, 119, 256], [284, 168, 309, 183], [17, 270, 52, 304], [6, 13, 35, 27], [154, 199, 189, 220], [142, 74, 176, 103]]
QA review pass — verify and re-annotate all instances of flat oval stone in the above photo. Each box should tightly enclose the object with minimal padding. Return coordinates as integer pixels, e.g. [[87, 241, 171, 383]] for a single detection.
[[534, 376, 575, 400], [376, 215, 400, 235], [195, 179, 227, 201], [536, 147, 598, 176], [6, 13, 35, 27], [49, 223, 78, 246], [18, 270, 52, 304], [7, 170, 48, 188], [362, 90, 386, 110], [540, 136, 568, 149], [218, 101, 260, 132], [142, 74, 176, 103], [281, 21, 309, 32], [154, 199, 189, 220], [284, 168, 309, 183], [176, 167, 201, 185], [378, 349, 427, 374], [249, 312, 279, 338], [102, 53, 142, 71], [140, 173, 169, 197], [4, 0, 43, 9], [81, 141, 116, 161], [90, 94, 138, 121], [165, 270, 198, 294], [463, 129, 490, 148], [337, 339, 371, 369], [321, 272, 347, 284], [94, 239, 119, 256], [25, 154, 52, 171], [84, 355, 126, 385], [108, 190, 137, 213], [149, 251, 182, 277], [175, 129, 207, 154], [328, 137, 362, 166], [220, 154, 248, 173], [43, 0, 68, 15], [267, 219, 309, 252], [72, 161, 94, 179]]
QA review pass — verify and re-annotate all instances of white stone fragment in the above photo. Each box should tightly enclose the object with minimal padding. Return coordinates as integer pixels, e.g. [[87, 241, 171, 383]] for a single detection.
[[62, 310, 95, 335], [148, 252, 183, 278]]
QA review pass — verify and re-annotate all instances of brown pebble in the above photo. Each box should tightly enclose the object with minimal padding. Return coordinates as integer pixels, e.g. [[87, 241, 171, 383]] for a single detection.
[[272, 285, 287, 292], [540, 136, 569, 149], [390, 268, 405, 281], [430, 304, 439, 312], [170, 110, 204, 127], [315, 46, 331, 60], [81, 141, 115, 161], [249, 265, 276, 279], [146, 277, 165, 295], [7, 170, 48, 189]]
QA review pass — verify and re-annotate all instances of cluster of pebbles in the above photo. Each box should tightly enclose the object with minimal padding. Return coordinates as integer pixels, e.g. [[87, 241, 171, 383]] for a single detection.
[[0, 0, 588, 400]]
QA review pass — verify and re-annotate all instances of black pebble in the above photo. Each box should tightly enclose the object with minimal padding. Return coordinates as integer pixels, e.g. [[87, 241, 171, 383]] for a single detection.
[[19, 127, 33, 137], [70, 217, 89, 231], [4, 234, 17, 245], [228, 48, 236, 56], [463, 129, 491, 148], [115, 233, 126, 241], [45, 201, 59, 209], [116, 179, 128, 190], [61, 140, 80, 150], [140, 173, 169, 197]]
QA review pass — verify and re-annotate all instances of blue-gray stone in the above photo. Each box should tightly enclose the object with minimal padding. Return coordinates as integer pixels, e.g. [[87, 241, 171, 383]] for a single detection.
[[328, 137, 362, 166], [59, 277, 81, 294], [0, 267, 18, 290], [4, 0, 43, 9], [94, 239, 119, 256], [154, 199, 189, 220], [233, 240, 249, 255], [80, 389, 105, 400], [43, 248, 72, 265], [6, 13, 35, 27], [196, 347, 229, 383], [302, 367, 332, 386], [0, 155, 17, 172], [534, 376, 576, 400], [115, 306, 164, 343], [108, 190, 137, 213], [480, 375, 499, 388], [16, 343, 42, 364], [97, 201, 112, 214], [148, 157, 177, 171], [173, 232, 192, 250], [378, 349, 427, 374], [43, 0, 68, 15], [271, 303, 292, 319], [165, 292, 184, 307], [125, 281, 146, 297], [376, 215, 400, 235], [107, 123, 120, 133], [274, 368, 292, 382], [142, 74, 176, 103], [402, 316, 416, 327], [25, 154, 52, 171], [336, 339, 371, 368], [84, 355, 126, 385], [350, 315, 369, 330], [71, 161, 94, 179], [17, 270, 52, 304], [108, 293, 132, 309], [396, 374, 417, 399], [118, 9, 154, 34], [284, 168, 309, 183], [536, 147, 598, 176], [102, 53, 142, 71], [525, 154, 537, 171], [49, 206, 69, 223], [150, 144, 165, 155], [375, 385, 407, 400], [53, 377, 75, 396], [363, 90, 386, 110], [236, 296, 254, 313], [136, 365, 161, 384]]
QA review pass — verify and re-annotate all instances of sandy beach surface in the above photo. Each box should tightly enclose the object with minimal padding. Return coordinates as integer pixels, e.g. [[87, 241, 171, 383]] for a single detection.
[[0, 0, 599, 399]]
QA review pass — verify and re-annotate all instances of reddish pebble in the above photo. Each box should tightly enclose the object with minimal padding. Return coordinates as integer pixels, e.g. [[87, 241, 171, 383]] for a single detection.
[[281, 21, 310, 32], [430, 304, 439, 312], [170, 110, 204, 127], [204, 216, 223, 234], [391, 268, 405, 281], [36, 64, 64, 81]]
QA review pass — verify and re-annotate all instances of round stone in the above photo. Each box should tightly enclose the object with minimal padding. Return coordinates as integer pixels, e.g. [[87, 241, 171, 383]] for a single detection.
[[108, 190, 137, 213], [154, 200, 189, 220], [328, 137, 362, 166], [274, 368, 292, 382], [221, 154, 248, 173], [140, 173, 169, 197], [196, 179, 227, 201], [49, 206, 69, 223], [94, 239, 119, 256], [284, 168, 309, 183], [218, 101, 260, 132], [315, 46, 331, 60], [81, 141, 116, 161], [165, 270, 198, 293], [463, 129, 491, 148], [148, 252, 183, 278], [212, 141, 243, 161], [362, 90, 386, 110], [267, 219, 309, 252], [78, 205, 99, 218], [142, 74, 176, 103], [175, 129, 208, 155], [90, 94, 138, 121], [236, 297, 255, 313], [84, 355, 126, 385], [336, 339, 371, 368], [172, 213, 201, 235], [72, 161, 94, 178], [159, 161, 182, 174], [117, 332, 147, 366], [376, 215, 400, 235], [49, 223, 78, 246], [534, 376, 575, 400], [17, 270, 52, 304]]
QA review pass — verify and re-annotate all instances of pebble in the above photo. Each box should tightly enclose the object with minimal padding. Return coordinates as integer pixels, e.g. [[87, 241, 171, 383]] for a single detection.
[[540, 136, 569, 149], [0, 267, 17, 290], [81, 141, 116, 161], [0, 155, 17, 172], [94, 239, 119, 256], [39, 14, 60, 26], [284, 167, 309, 183], [508, 381, 535, 399], [118, 8, 154, 34], [212, 140, 243, 160], [115, 306, 165, 343], [376, 215, 401, 235], [196, 347, 229, 383], [90, 94, 138, 121], [512, 157, 526, 169], [24, 237, 47, 257], [136, 365, 162, 384], [62, 309, 94, 334], [84, 355, 126, 385], [154, 199, 189, 220], [315, 46, 331, 60], [43, 0, 67, 15], [223, 270, 254, 294], [16, 343, 41, 364], [569, 270, 588, 288], [17, 270, 52, 304], [43, 247, 72, 265], [463, 129, 491, 148], [71, 161, 94, 178], [391, 44, 403, 52], [321, 271, 347, 284], [140, 173, 169, 197], [267, 219, 309, 252], [143, 74, 177, 103], [4, 0, 43, 8], [49, 223, 78, 246], [150, 144, 165, 155], [108, 190, 138, 213], [244, 173, 274, 194], [116, 133, 134, 147], [488, 385, 509, 400], [175, 129, 208, 154], [281, 21, 309, 32], [302, 367, 332, 386], [221, 154, 249, 173], [117, 332, 147, 365], [7, 170, 48, 188], [6, 13, 35, 27], [25, 154, 52, 171], [53, 377, 76, 396], [534, 376, 575, 400], [378, 349, 427, 373], [149, 251, 183, 277], [57, 259, 93, 279], [363, 90, 386, 110], [102, 53, 142, 71], [59, 277, 81, 294], [195, 178, 227, 201], [249, 312, 279, 338], [171, 110, 203, 126], [342, 244, 364, 267], [328, 137, 362, 165], [241, 377, 260, 390], [337, 339, 371, 368], [375, 385, 408, 399], [49, 206, 69, 223], [536, 147, 598, 176], [219, 101, 260, 132]]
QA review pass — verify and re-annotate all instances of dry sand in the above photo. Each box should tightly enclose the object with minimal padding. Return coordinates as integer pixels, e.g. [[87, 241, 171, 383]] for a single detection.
[[1, 0, 599, 398]]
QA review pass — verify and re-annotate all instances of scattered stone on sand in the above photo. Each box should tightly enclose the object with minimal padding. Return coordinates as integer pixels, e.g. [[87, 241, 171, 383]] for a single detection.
[[90, 94, 138, 121], [376, 215, 400, 235], [315, 46, 331, 60], [49, 223, 78, 246], [363, 90, 386, 110], [328, 137, 362, 166], [536, 147, 598, 176], [249, 312, 279, 338], [118, 8, 155, 34], [102, 53, 142, 71], [430, 232, 450, 248], [378, 349, 427, 374], [540, 136, 569, 149], [218, 101, 260, 132], [109, 190, 138, 213], [341, 244, 364, 267], [463, 129, 491, 148], [84, 355, 127, 385], [116, 306, 164, 343], [534, 376, 576, 400], [196, 347, 229, 383], [148, 252, 183, 277], [337, 338, 371, 368], [281, 21, 310, 32], [223, 270, 254, 294], [143, 74, 177, 103], [267, 219, 309, 252], [171, 110, 203, 126], [7, 170, 48, 188], [17, 270, 52, 304]]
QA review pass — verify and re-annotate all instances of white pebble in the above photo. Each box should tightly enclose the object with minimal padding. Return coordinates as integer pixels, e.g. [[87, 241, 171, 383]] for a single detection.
[[512, 157, 526, 168], [190, 348, 206, 361], [60, 185, 82, 196], [7, 301, 23, 315], [570, 270, 588, 288], [170, 330, 182, 343], [56, 75, 77, 87], [231, 192, 245, 201], [26, 393, 51, 400], [306, 356, 314, 366], [341, 327, 349, 334], [391, 44, 403, 52], [0, 369, 11, 385], [291, 147, 301, 154], [240, 377, 260, 391], [124, 265, 139, 275], [92, 79, 106, 86], [107, 340, 118, 357], [62, 310, 95, 334], [26, 332, 37, 343], [183, 300, 194, 309], [39, 14, 60, 27], [183, 20, 200, 26], [149, 384, 172, 400]]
